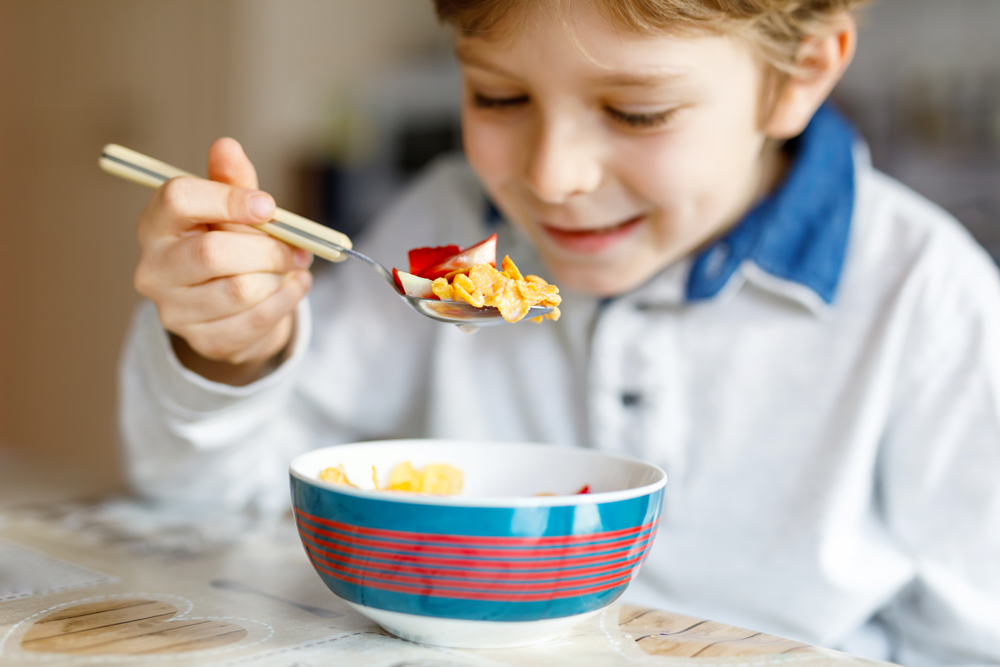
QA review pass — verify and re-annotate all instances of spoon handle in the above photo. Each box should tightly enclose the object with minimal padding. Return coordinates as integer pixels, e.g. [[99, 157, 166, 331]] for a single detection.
[[99, 143, 353, 262]]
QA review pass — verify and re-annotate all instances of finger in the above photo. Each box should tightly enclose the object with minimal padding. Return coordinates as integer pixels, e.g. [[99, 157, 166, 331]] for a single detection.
[[164, 230, 312, 286], [139, 176, 276, 241], [180, 271, 312, 363], [208, 138, 259, 189], [159, 271, 292, 325]]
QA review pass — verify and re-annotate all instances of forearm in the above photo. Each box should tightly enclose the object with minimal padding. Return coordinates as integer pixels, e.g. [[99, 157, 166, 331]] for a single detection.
[[119, 300, 313, 512]]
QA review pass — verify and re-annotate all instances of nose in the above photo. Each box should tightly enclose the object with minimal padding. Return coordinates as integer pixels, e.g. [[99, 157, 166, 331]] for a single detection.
[[525, 116, 603, 204]]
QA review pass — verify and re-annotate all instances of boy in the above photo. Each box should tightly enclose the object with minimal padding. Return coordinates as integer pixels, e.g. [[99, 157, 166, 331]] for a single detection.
[[120, 1, 1000, 664]]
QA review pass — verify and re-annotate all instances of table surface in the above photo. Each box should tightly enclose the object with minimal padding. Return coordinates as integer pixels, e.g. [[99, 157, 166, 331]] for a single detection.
[[0, 453, 896, 667]]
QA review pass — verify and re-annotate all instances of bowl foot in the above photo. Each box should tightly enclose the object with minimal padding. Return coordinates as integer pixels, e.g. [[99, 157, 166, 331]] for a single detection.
[[345, 601, 602, 649]]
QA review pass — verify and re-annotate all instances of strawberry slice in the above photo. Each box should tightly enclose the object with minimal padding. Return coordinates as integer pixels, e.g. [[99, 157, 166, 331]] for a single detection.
[[417, 234, 497, 280], [576, 484, 590, 494], [408, 245, 461, 277]]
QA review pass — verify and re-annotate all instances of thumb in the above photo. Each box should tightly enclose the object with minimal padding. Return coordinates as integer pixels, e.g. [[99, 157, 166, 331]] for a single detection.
[[207, 137, 259, 189]]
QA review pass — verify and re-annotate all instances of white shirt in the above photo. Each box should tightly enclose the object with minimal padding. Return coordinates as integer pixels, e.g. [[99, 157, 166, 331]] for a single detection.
[[119, 114, 1000, 665]]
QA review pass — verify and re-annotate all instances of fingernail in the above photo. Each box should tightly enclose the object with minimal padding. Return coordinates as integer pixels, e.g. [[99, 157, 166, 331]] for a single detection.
[[293, 249, 313, 269], [298, 271, 313, 289], [249, 193, 274, 220]]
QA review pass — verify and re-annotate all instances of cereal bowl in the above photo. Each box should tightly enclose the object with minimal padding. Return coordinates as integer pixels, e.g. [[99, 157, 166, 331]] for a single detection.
[[289, 440, 665, 648]]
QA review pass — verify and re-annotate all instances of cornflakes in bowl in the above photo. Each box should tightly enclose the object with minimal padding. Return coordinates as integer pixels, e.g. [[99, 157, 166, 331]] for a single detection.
[[319, 461, 463, 495]]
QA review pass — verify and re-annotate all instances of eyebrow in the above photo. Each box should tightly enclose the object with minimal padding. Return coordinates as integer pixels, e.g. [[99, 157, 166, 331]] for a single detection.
[[589, 70, 687, 87], [455, 46, 687, 88], [455, 47, 520, 79]]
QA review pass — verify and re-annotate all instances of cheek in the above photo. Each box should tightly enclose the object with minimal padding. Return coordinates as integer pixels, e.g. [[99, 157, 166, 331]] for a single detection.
[[615, 107, 764, 222], [610, 131, 707, 218], [461, 112, 520, 190]]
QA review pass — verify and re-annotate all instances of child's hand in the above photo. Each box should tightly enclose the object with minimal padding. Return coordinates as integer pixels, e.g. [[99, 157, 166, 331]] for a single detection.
[[133, 138, 313, 384]]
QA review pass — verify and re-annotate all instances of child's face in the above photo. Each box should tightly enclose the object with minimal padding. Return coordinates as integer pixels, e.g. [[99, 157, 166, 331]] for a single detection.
[[457, 3, 780, 296]]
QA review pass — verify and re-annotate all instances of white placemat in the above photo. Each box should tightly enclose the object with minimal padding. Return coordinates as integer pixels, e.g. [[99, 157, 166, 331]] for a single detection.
[[0, 539, 114, 602]]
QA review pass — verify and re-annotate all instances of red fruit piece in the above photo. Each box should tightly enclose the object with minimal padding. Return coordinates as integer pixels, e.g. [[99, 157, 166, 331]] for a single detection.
[[576, 485, 590, 494], [408, 245, 461, 277], [418, 234, 497, 280]]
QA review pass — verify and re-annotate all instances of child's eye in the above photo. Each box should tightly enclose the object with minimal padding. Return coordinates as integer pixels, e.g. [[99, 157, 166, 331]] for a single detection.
[[472, 93, 530, 109], [604, 106, 676, 129]]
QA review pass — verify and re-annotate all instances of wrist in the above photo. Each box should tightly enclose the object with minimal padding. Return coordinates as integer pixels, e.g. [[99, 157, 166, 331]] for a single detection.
[[170, 334, 289, 387]]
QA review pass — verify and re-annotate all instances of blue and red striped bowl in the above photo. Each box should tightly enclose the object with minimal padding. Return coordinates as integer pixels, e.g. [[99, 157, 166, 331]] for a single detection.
[[290, 440, 666, 648]]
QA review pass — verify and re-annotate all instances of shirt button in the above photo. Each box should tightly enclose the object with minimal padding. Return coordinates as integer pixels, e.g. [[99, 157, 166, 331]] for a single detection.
[[621, 392, 642, 407]]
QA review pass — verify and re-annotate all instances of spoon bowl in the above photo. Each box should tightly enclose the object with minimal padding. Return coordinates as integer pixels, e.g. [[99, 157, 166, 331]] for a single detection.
[[409, 297, 553, 327]]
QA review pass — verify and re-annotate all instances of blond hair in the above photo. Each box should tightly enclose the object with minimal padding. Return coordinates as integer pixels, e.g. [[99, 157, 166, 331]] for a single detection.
[[433, 0, 871, 76]]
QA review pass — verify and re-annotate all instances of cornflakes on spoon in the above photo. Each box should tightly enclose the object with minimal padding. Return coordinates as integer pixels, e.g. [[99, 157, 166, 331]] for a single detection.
[[391, 234, 562, 324]]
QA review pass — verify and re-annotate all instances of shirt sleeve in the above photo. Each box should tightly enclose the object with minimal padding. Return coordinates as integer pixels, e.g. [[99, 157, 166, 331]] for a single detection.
[[879, 240, 1000, 666], [117, 297, 316, 515]]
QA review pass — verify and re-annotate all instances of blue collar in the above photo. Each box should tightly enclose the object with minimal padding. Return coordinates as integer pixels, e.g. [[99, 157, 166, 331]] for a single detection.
[[686, 103, 856, 306]]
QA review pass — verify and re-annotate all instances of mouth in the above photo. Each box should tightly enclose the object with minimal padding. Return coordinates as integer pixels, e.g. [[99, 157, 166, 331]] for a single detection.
[[540, 215, 645, 254]]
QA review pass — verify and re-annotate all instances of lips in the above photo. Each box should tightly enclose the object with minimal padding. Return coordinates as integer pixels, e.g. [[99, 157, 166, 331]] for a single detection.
[[540, 215, 644, 254]]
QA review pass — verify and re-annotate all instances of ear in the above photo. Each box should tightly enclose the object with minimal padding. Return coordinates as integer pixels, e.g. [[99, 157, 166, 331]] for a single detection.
[[765, 15, 858, 139]]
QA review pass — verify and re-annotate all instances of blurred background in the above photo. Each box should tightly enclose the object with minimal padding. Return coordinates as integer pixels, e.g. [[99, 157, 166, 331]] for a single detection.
[[0, 0, 998, 493]]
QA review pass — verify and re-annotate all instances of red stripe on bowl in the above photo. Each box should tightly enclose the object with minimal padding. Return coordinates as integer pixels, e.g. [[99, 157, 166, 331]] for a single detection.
[[295, 519, 656, 559], [304, 544, 639, 593], [298, 532, 650, 581], [307, 556, 635, 602], [293, 508, 659, 547], [297, 528, 654, 571]]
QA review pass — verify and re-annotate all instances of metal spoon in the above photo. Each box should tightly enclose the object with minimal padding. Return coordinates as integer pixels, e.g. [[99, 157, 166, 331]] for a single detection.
[[99, 144, 553, 332]]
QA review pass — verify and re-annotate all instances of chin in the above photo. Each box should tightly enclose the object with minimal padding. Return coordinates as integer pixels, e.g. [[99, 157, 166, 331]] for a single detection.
[[529, 226, 672, 298], [547, 260, 653, 298]]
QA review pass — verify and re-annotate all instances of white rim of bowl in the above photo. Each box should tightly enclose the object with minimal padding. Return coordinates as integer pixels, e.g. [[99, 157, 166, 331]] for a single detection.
[[289, 440, 667, 508]]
